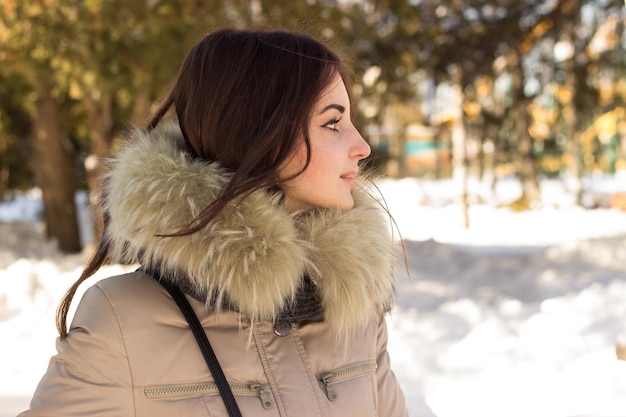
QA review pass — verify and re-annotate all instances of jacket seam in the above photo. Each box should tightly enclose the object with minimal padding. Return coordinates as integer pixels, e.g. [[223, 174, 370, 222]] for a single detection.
[[290, 328, 326, 417], [253, 324, 287, 416], [95, 283, 137, 417], [368, 362, 378, 416]]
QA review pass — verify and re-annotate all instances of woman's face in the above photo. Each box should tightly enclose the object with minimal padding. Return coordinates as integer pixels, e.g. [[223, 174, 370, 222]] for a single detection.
[[279, 74, 371, 212]]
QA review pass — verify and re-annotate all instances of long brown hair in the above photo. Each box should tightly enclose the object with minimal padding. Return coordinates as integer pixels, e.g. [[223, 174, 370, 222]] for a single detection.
[[57, 28, 350, 336]]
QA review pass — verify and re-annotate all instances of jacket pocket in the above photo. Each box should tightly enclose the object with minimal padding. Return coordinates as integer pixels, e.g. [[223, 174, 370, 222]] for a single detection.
[[319, 360, 377, 401], [318, 360, 378, 415], [144, 380, 277, 416]]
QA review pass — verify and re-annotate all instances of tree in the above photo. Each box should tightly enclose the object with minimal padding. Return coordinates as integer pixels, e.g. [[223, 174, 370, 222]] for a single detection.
[[0, 0, 227, 249], [0, 71, 31, 196], [345, 0, 624, 209], [0, 0, 82, 252]]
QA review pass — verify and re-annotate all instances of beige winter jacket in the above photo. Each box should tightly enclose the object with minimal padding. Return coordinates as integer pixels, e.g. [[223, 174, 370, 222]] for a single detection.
[[20, 122, 408, 417]]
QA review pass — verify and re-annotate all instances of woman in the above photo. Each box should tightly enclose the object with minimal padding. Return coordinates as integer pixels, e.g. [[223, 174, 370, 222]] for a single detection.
[[20, 28, 408, 417]]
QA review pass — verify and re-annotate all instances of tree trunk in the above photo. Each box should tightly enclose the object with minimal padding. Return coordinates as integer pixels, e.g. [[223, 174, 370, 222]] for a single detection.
[[563, 101, 583, 203], [449, 68, 470, 228], [30, 78, 81, 253], [481, 119, 498, 197], [509, 51, 541, 208], [433, 126, 443, 179], [452, 116, 470, 228], [84, 92, 114, 243], [396, 123, 409, 177], [130, 90, 152, 125], [513, 101, 542, 205]]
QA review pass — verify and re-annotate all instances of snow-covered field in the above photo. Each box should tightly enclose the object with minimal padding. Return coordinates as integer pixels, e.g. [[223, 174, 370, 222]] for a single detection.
[[2, 175, 626, 417]]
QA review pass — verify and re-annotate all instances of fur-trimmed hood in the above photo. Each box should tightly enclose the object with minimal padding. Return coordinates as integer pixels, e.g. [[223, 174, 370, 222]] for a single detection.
[[104, 121, 396, 333]]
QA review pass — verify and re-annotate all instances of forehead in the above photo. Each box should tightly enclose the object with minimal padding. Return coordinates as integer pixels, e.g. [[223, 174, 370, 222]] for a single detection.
[[315, 74, 349, 110]]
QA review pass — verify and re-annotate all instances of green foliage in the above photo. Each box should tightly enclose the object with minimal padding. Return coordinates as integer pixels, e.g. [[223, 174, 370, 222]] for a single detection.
[[0, 71, 31, 196], [0, 0, 625, 195]]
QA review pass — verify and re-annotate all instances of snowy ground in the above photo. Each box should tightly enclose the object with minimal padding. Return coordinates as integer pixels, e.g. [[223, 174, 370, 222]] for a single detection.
[[1, 174, 626, 417]]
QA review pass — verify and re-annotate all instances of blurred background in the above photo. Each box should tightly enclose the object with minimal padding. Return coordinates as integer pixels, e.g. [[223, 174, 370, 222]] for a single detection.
[[1, 1, 626, 416], [0, 0, 624, 252]]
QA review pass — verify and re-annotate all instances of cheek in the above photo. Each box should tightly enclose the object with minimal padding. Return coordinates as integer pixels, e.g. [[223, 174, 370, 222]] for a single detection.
[[304, 153, 328, 182], [281, 150, 325, 195], [278, 143, 308, 180]]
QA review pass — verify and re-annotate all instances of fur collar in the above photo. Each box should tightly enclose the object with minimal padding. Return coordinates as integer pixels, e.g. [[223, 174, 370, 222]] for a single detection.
[[104, 122, 396, 333]]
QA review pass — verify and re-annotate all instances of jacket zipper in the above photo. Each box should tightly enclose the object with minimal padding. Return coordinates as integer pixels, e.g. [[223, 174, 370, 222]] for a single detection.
[[319, 360, 377, 402], [144, 381, 273, 409]]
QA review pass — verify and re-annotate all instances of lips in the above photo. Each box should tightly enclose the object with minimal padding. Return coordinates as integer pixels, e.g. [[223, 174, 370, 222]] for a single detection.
[[340, 170, 358, 185], [340, 170, 358, 180]]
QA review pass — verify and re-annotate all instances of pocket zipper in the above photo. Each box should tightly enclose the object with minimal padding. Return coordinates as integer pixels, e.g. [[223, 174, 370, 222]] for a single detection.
[[319, 361, 377, 401], [144, 381, 273, 409]]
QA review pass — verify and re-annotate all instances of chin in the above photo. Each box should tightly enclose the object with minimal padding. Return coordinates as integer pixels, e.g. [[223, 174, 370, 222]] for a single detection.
[[333, 198, 355, 211]]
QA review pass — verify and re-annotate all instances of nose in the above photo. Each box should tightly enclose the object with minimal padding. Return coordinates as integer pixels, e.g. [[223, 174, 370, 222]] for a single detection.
[[352, 129, 371, 161]]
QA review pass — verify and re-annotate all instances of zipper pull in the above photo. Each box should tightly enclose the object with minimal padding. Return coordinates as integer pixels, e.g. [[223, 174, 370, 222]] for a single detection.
[[320, 373, 338, 402], [251, 384, 273, 409]]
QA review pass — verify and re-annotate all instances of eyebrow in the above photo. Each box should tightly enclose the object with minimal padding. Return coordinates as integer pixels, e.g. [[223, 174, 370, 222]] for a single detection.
[[318, 104, 345, 114]]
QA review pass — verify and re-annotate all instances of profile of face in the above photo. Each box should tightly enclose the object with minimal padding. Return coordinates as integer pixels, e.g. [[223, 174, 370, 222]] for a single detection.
[[279, 74, 371, 212]]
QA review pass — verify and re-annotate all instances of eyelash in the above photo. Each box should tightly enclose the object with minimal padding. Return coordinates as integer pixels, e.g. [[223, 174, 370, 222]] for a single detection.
[[323, 117, 342, 132]]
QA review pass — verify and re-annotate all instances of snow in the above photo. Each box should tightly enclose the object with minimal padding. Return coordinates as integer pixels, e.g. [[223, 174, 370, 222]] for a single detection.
[[1, 174, 626, 417]]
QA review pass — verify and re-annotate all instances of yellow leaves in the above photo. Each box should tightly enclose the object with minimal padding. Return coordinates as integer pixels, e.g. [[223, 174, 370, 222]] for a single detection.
[[69, 81, 83, 99], [116, 88, 131, 109], [532, 19, 552, 39], [157, 3, 174, 15], [587, 15, 619, 59], [400, 51, 415, 72], [50, 56, 71, 73], [2, 1, 27, 43], [561, 105, 574, 121], [528, 122, 551, 140], [520, 18, 553, 54], [25, 3, 43, 17], [30, 44, 51, 61], [581, 108, 625, 142], [82, 70, 96, 89], [68, 70, 98, 100], [59, 4, 79, 24], [540, 156, 561, 174], [529, 102, 558, 125], [475, 76, 492, 97], [528, 102, 559, 141], [362, 65, 381, 87], [48, 54, 100, 100], [84, 0, 101, 15], [462, 100, 481, 121], [2, 0, 17, 20], [554, 84, 573, 104], [519, 38, 534, 55]]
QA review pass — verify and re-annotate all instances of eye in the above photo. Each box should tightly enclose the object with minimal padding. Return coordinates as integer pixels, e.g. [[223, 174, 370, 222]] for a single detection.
[[322, 117, 342, 132]]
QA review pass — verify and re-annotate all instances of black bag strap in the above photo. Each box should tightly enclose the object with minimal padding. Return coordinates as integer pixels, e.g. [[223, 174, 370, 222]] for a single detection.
[[159, 279, 243, 417]]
